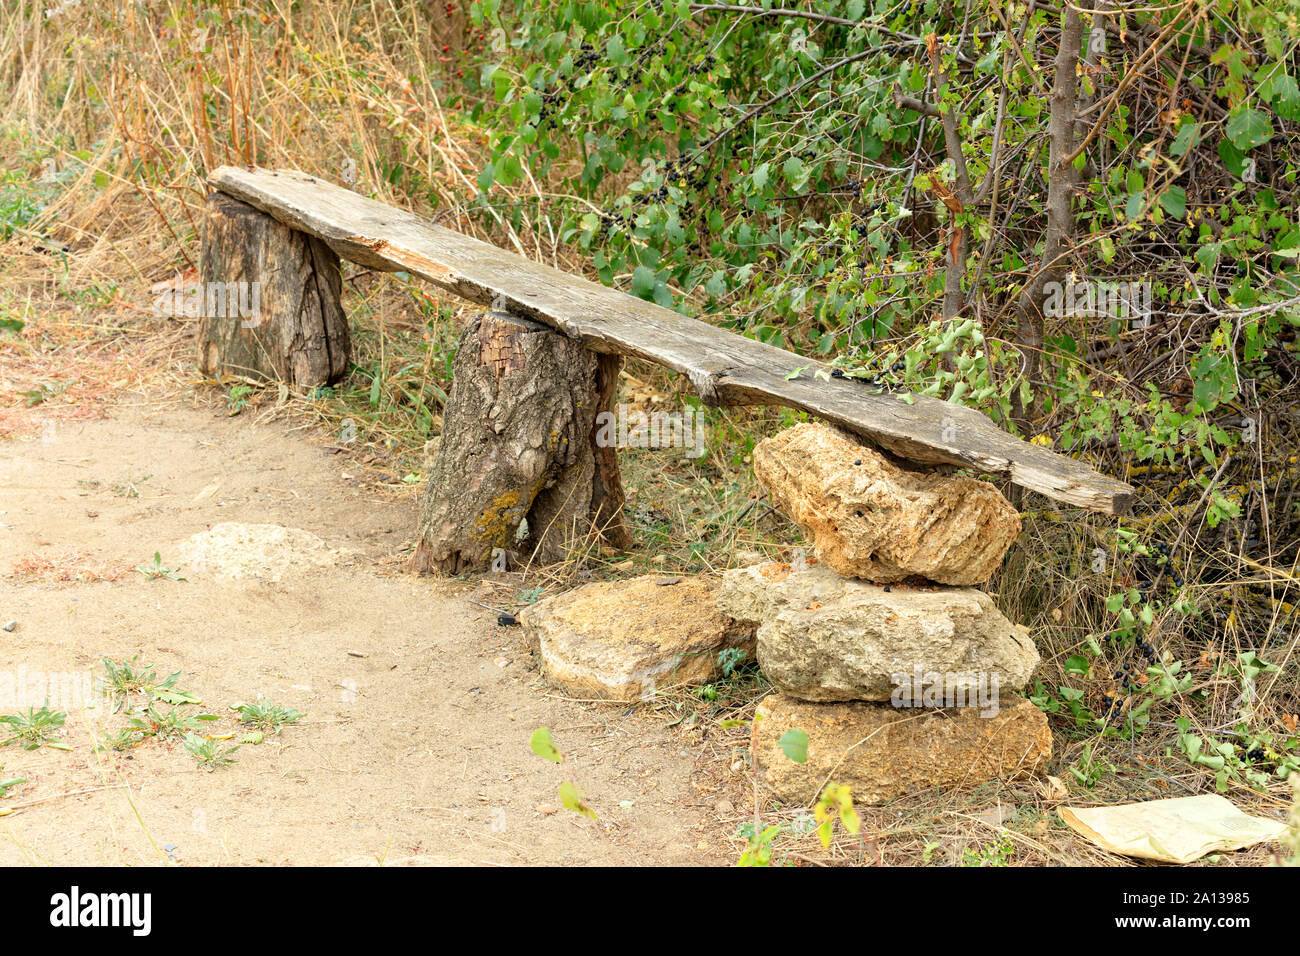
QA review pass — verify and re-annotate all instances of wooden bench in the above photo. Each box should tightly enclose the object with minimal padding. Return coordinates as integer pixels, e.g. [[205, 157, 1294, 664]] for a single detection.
[[199, 166, 1134, 572]]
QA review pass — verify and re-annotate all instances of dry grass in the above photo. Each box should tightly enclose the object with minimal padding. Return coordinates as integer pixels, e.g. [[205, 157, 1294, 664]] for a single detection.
[[10, 549, 133, 584]]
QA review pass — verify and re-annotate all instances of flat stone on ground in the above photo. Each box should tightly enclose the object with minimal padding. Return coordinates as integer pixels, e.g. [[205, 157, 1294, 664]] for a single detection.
[[753, 693, 1051, 806], [519, 575, 755, 702], [175, 522, 346, 581]]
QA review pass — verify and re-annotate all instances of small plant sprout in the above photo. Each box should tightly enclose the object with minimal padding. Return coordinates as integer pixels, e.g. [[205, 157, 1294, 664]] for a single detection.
[[183, 733, 240, 771], [230, 700, 303, 735], [99, 656, 198, 712], [1, 705, 72, 750], [813, 783, 861, 848], [737, 822, 783, 867], [134, 552, 185, 582], [127, 704, 219, 741], [716, 646, 748, 678], [110, 473, 151, 498], [100, 655, 156, 710], [961, 839, 1016, 867], [98, 728, 147, 752], [227, 384, 252, 414]]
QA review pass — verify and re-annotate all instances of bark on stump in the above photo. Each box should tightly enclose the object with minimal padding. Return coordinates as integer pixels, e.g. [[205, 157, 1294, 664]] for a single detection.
[[197, 192, 350, 387], [410, 310, 632, 574]]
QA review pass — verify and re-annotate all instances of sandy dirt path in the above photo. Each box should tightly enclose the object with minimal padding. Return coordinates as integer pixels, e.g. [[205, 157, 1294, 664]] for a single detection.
[[0, 399, 736, 865]]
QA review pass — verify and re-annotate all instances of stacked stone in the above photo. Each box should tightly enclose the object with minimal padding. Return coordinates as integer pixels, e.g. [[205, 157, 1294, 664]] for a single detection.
[[519, 575, 756, 703], [718, 423, 1052, 805]]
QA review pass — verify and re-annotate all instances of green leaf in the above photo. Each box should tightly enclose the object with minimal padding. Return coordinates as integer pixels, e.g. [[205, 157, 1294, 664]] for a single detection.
[[631, 265, 657, 299], [491, 69, 511, 102], [1191, 351, 1232, 410], [1217, 139, 1247, 178], [782, 157, 808, 191], [1265, 72, 1300, 121], [817, 819, 833, 847], [1158, 186, 1186, 220], [530, 727, 563, 763], [1225, 107, 1273, 151], [605, 35, 628, 67], [1064, 654, 1091, 676], [1170, 121, 1199, 158], [778, 728, 809, 764], [559, 780, 597, 819], [151, 689, 201, 705]]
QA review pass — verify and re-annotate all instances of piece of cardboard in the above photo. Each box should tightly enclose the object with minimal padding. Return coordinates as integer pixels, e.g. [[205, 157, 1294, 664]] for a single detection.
[[1059, 794, 1289, 864]]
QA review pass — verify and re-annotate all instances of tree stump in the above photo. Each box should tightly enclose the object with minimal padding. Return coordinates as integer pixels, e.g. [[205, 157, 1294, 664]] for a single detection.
[[409, 310, 632, 574], [197, 192, 350, 387]]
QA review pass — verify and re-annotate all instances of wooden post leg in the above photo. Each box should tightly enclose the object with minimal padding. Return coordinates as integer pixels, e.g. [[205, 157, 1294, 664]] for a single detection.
[[197, 192, 350, 387], [409, 310, 632, 574], [588, 352, 634, 552]]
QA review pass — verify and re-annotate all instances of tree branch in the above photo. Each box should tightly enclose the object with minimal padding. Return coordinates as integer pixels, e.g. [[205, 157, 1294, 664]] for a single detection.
[[688, 4, 858, 28], [922, 36, 976, 325], [687, 4, 977, 65], [690, 47, 878, 158], [1013, 1, 1082, 427], [892, 91, 940, 117], [1060, 1, 1196, 169]]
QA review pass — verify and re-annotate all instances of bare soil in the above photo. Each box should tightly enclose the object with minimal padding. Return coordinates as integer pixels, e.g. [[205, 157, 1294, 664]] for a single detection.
[[0, 398, 738, 865]]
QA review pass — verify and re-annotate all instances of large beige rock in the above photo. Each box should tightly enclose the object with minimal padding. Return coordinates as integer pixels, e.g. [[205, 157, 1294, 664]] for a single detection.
[[519, 575, 755, 702], [719, 562, 1039, 701], [175, 522, 348, 581], [752, 423, 1021, 585], [753, 693, 1051, 805]]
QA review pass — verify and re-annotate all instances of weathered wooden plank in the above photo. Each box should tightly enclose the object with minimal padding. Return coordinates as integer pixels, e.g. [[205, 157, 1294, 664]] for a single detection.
[[208, 165, 1134, 515]]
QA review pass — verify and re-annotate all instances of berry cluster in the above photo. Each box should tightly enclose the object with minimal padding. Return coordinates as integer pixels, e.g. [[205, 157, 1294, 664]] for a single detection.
[[533, 34, 678, 137], [1149, 539, 1184, 588], [611, 35, 668, 94], [828, 357, 906, 388], [1098, 630, 1159, 711], [590, 148, 714, 240], [657, 54, 719, 114]]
